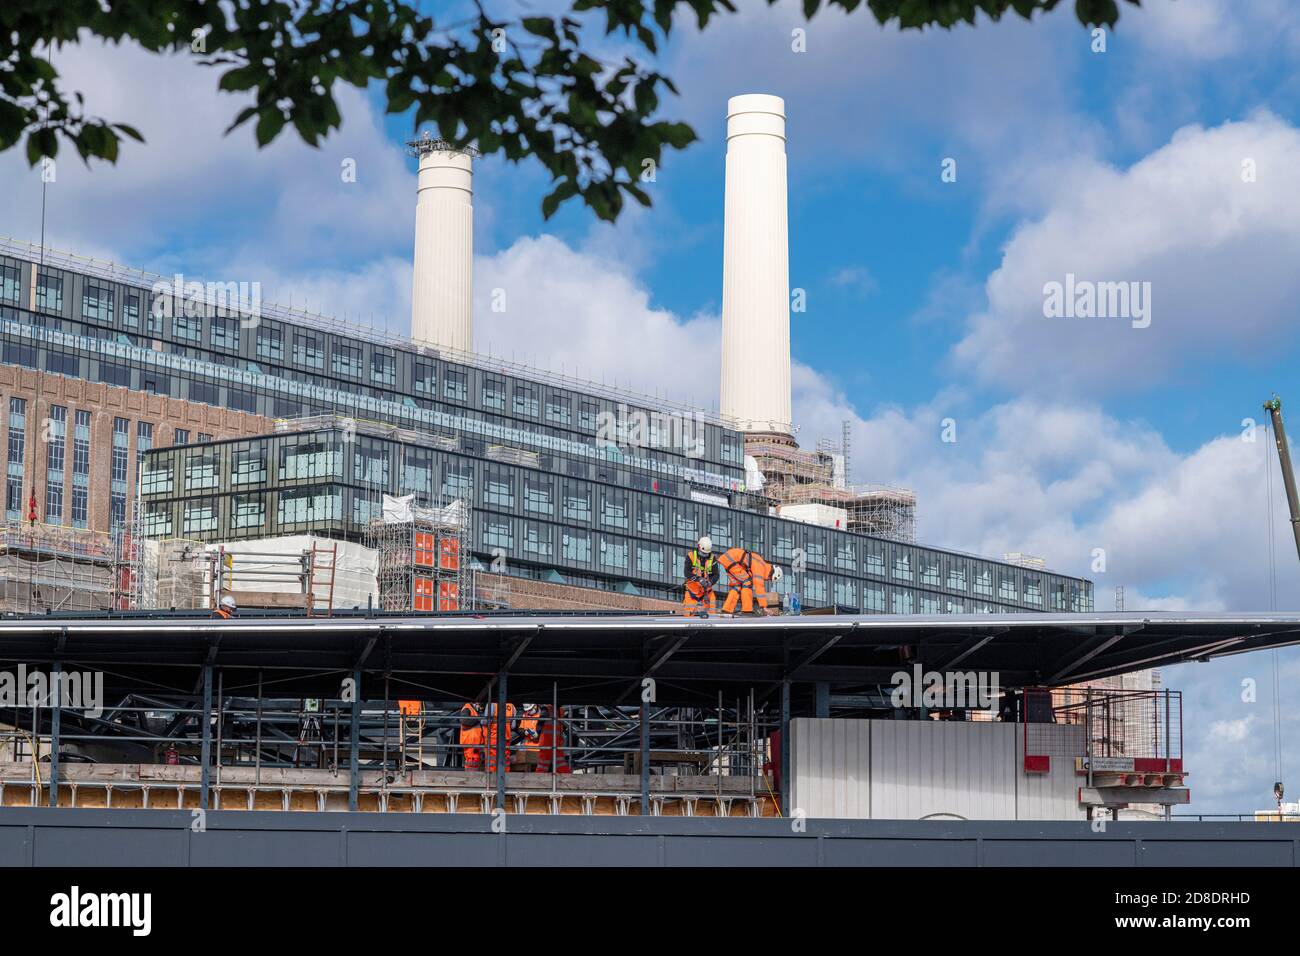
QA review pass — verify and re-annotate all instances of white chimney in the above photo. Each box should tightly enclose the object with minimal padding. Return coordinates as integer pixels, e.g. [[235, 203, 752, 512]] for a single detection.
[[410, 136, 473, 352], [720, 94, 793, 436]]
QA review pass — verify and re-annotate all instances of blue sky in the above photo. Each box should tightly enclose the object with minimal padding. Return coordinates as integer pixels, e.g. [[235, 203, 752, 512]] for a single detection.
[[5, 0, 1300, 812]]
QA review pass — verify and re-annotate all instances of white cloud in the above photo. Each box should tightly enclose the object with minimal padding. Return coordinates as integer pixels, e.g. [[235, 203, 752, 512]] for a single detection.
[[953, 112, 1300, 393]]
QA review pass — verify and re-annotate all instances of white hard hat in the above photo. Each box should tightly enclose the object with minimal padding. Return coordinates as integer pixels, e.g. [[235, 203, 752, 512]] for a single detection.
[[220, 594, 237, 609], [771, 566, 783, 582], [697, 536, 713, 554]]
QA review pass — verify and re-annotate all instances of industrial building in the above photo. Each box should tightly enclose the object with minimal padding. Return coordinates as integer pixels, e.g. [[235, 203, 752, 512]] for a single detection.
[[0, 96, 1092, 618], [19, 91, 1260, 852]]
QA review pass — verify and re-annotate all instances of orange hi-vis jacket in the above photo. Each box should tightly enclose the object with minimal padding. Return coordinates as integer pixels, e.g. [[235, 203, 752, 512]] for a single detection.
[[718, 548, 773, 614], [682, 549, 719, 610], [533, 705, 570, 773], [459, 702, 484, 770]]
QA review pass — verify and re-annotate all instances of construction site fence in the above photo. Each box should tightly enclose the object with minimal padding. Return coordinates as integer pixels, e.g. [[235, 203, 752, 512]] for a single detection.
[[1020, 687, 1183, 763]]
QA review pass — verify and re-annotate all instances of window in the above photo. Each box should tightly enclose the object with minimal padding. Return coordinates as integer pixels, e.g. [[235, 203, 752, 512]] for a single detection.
[[141, 458, 172, 495], [174, 429, 190, 446], [190, 381, 220, 406], [232, 447, 267, 484], [71, 410, 90, 528], [228, 388, 258, 413], [481, 378, 504, 410], [772, 530, 794, 560], [0, 259, 19, 304], [1024, 574, 1042, 606], [185, 449, 218, 490], [371, 351, 395, 386], [184, 498, 219, 535], [864, 584, 885, 612], [6, 398, 26, 521], [545, 396, 571, 425], [483, 519, 513, 550], [293, 334, 323, 369], [708, 517, 731, 549], [973, 567, 993, 597], [443, 368, 468, 402], [98, 362, 131, 388], [563, 490, 591, 522], [256, 326, 284, 361], [442, 462, 472, 499], [332, 343, 362, 378], [999, 572, 1017, 602], [891, 590, 914, 614], [833, 579, 857, 608], [45, 406, 66, 524], [637, 501, 664, 536], [282, 440, 340, 480], [45, 351, 77, 376], [123, 291, 141, 329], [947, 563, 966, 591], [804, 576, 827, 606], [523, 523, 552, 557], [601, 538, 628, 570], [401, 448, 433, 497], [600, 492, 628, 530], [674, 508, 697, 542], [513, 386, 539, 418], [834, 541, 857, 572], [484, 470, 514, 508], [562, 531, 591, 562], [142, 502, 173, 536], [82, 281, 115, 322], [35, 272, 63, 312], [136, 422, 153, 468], [636, 544, 665, 575], [919, 556, 940, 587], [174, 313, 202, 343], [920, 594, 940, 614], [212, 317, 240, 350], [579, 400, 599, 430], [233, 494, 266, 529], [414, 360, 437, 396], [523, 477, 554, 516], [111, 418, 129, 531], [278, 486, 341, 525], [197, 433, 212, 443], [353, 441, 389, 486]]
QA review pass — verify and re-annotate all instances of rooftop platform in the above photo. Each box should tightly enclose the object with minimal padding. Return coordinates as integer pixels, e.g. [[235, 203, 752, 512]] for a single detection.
[[0, 609, 1297, 703]]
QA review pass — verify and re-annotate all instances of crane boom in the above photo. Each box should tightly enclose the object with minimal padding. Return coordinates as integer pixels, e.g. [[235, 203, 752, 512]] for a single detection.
[[1264, 396, 1300, 563]]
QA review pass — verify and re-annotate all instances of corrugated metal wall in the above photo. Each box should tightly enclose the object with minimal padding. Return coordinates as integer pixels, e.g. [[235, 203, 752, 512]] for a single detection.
[[790, 718, 1088, 820]]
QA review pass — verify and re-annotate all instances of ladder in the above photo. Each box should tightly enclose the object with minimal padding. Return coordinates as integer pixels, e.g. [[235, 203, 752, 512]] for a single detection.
[[305, 542, 338, 618]]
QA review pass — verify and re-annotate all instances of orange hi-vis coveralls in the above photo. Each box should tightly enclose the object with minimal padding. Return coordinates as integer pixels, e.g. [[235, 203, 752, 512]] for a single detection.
[[483, 701, 516, 773], [533, 705, 571, 773], [458, 702, 484, 770], [718, 548, 773, 614], [682, 549, 719, 612]]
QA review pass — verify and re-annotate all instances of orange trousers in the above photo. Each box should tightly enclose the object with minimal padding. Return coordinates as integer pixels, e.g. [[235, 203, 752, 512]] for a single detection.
[[722, 577, 768, 614]]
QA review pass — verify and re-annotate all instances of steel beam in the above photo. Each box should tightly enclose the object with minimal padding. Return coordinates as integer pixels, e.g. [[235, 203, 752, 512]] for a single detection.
[[348, 668, 361, 811], [48, 661, 60, 808], [199, 664, 213, 811]]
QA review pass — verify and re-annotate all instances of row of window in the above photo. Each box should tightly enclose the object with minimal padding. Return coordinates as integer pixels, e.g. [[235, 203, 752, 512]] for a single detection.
[[1, 262, 745, 469]]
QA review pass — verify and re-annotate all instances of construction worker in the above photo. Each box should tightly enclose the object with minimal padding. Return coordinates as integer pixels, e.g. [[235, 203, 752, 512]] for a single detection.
[[533, 704, 570, 774], [458, 702, 484, 771], [483, 700, 516, 774], [518, 702, 541, 763], [212, 594, 237, 619], [718, 548, 779, 615], [682, 535, 719, 614]]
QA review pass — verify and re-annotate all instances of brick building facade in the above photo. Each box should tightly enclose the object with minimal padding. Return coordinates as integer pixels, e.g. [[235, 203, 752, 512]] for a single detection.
[[0, 365, 269, 539]]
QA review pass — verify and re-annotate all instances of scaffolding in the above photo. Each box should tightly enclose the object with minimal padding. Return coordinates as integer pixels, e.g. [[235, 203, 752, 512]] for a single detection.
[[0, 522, 118, 613], [745, 437, 917, 542], [365, 495, 472, 613]]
